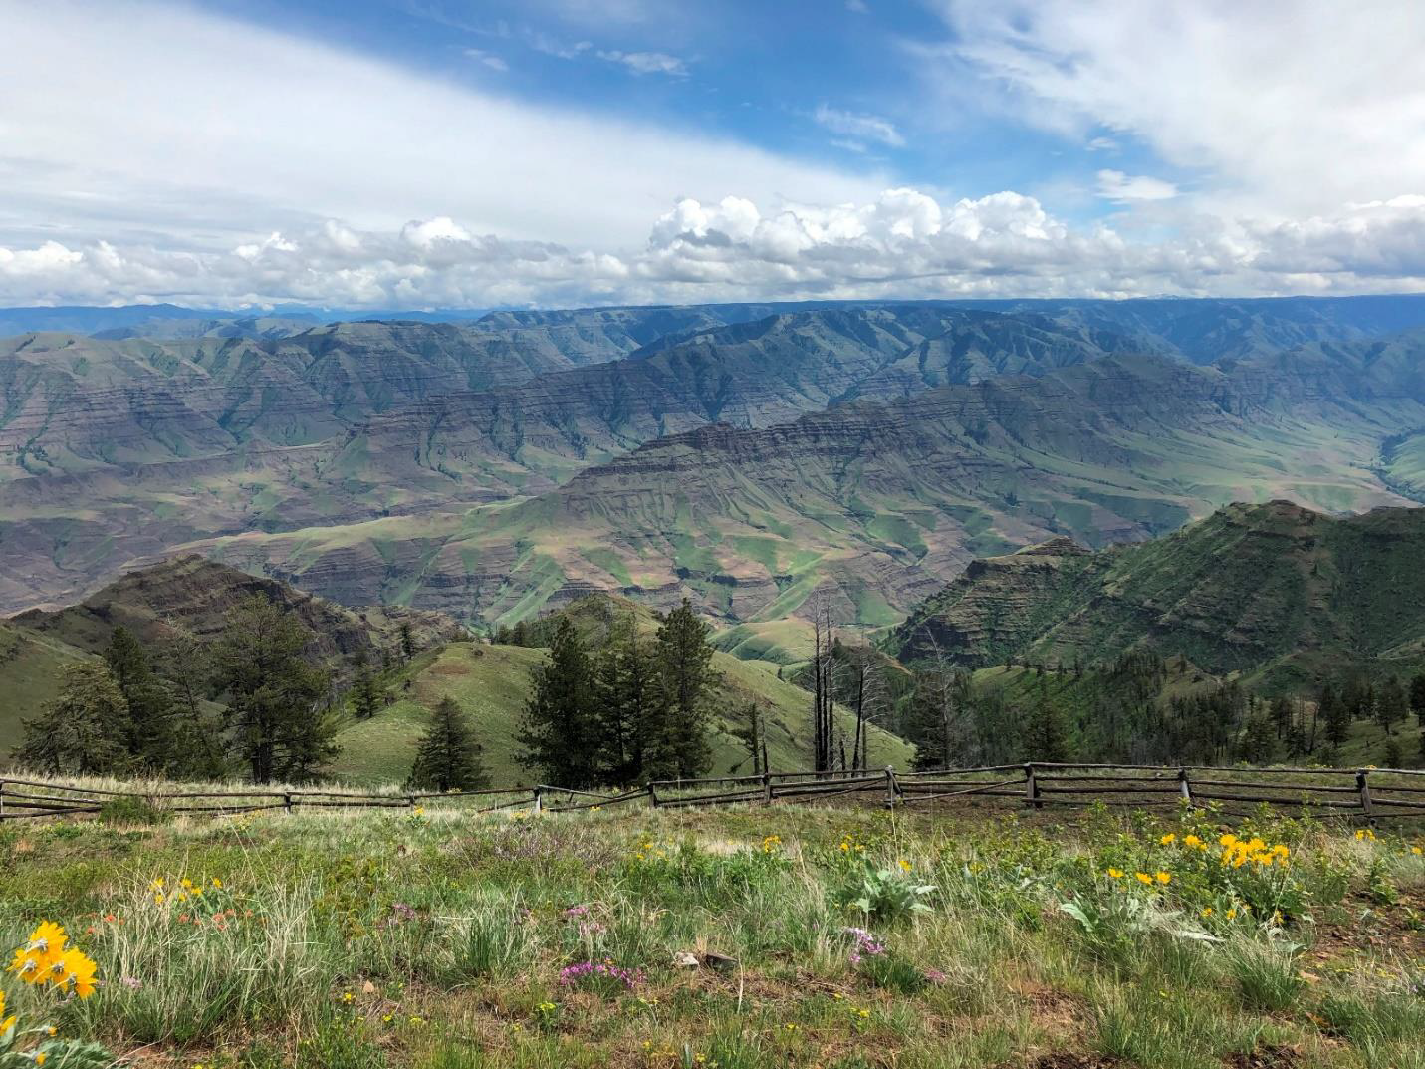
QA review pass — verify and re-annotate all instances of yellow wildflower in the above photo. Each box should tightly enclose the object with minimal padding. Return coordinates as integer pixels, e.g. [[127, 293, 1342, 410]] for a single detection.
[[898, 859, 913, 872], [1134, 872, 1154, 886], [1159, 833, 1176, 845], [1154, 872, 1171, 885], [1106, 868, 1124, 879]]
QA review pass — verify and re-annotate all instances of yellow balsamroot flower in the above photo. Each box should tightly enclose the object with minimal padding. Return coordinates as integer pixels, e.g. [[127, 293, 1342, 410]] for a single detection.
[[1106, 868, 1124, 879], [1159, 833, 1176, 845], [1412, 846, 1422, 856], [1219, 834, 1238, 847], [0, 989, 15, 1035], [1183, 834, 1205, 849], [1134, 872, 1154, 886], [1154, 872, 1171, 885], [898, 859, 913, 872], [56, 947, 99, 998]]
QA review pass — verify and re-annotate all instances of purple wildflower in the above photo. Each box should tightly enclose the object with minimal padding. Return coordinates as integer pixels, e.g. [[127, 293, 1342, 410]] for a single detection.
[[842, 927, 886, 965], [558, 961, 644, 991]]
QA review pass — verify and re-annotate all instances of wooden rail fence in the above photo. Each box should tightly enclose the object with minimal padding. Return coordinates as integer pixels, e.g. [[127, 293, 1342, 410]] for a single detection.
[[2, 763, 1423, 823]]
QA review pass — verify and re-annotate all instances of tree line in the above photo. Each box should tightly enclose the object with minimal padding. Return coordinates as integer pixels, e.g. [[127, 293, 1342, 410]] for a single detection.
[[14, 597, 491, 791]]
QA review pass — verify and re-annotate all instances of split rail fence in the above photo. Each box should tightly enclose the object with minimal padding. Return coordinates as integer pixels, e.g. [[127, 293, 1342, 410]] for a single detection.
[[2, 763, 1423, 824]]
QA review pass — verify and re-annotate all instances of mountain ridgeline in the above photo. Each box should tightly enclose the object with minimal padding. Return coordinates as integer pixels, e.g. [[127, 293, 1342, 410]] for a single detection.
[[892, 500, 1425, 689]]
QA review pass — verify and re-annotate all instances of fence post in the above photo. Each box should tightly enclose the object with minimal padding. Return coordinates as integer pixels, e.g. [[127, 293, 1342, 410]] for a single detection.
[[1356, 769, 1373, 825], [283, 792, 293, 815], [1024, 764, 1041, 810], [532, 786, 543, 815], [762, 772, 772, 805], [1177, 767, 1193, 805], [0, 780, 5, 823], [884, 766, 897, 809]]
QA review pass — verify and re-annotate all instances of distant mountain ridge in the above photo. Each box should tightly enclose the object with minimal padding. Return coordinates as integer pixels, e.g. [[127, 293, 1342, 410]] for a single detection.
[[890, 500, 1425, 689]]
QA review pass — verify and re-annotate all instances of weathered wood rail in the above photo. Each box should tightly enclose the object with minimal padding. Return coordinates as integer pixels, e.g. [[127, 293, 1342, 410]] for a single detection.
[[2, 763, 1423, 823]]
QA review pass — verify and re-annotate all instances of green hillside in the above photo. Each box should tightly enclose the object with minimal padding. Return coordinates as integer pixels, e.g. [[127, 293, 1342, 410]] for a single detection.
[[330, 598, 913, 787], [0, 620, 92, 748], [894, 500, 1425, 689]]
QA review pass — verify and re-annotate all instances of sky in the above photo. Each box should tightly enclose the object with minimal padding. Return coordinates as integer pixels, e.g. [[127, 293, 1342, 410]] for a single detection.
[[2, 0, 1424, 309]]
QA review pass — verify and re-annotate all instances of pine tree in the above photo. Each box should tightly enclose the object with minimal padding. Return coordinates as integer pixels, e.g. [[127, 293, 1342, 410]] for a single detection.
[[731, 700, 766, 774], [104, 625, 177, 770], [154, 633, 230, 780], [212, 596, 333, 783], [592, 615, 666, 785], [16, 661, 132, 775], [1239, 715, 1278, 764], [410, 696, 489, 791], [351, 648, 380, 720], [1382, 736, 1404, 769], [1022, 693, 1070, 762], [1319, 681, 1350, 748], [653, 599, 715, 779], [517, 618, 600, 786], [399, 622, 415, 664], [1378, 676, 1409, 733], [1410, 673, 1425, 716]]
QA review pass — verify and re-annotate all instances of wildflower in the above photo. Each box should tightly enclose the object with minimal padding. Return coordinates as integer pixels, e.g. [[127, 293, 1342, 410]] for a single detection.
[[56, 947, 99, 997], [211, 877, 223, 889], [1106, 868, 1124, 879], [1183, 834, 1204, 849], [1200, 907, 1213, 918], [1134, 872, 1154, 886], [0, 990, 14, 1035], [341, 992, 355, 1004], [1412, 846, 1422, 856], [898, 859, 913, 872], [1154, 872, 1171, 885], [1159, 833, 1176, 845]]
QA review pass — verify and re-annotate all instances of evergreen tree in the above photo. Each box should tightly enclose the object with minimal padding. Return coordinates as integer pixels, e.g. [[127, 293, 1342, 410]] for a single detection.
[[1410, 673, 1425, 717], [1320, 681, 1351, 748], [653, 599, 715, 779], [351, 649, 380, 720], [1238, 715, 1278, 764], [1382, 736, 1404, 769], [592, 615, 666, 785], [399, 622, 415, 664], [1269, 695, 1294, 740], [409, 696, 489, 791], [1377, 676, 1409, 733], [154, 633, 230, 780], [517, 618, 600, 786], [16, 661, 132, 775], [212, 596, 333, 783], [103, 625, 177, 770], [1022, 693, 1070, 762]]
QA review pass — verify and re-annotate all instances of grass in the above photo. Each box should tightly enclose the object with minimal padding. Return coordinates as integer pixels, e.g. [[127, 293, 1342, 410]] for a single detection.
[[0, 796, 1421, 1068]]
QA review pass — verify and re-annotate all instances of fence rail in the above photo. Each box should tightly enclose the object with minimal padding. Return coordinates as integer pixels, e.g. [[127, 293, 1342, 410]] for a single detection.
[[2, 762, 1423, 824]]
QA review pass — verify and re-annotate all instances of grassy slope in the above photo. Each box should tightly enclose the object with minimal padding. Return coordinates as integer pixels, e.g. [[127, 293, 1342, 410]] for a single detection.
[[331, 639, 913, 787], [0, 621, 91, 750]]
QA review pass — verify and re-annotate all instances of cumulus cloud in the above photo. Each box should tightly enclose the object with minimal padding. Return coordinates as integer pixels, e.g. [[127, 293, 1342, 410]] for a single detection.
[[814, 106, 906, 148], [6, 190, 1425, 308]]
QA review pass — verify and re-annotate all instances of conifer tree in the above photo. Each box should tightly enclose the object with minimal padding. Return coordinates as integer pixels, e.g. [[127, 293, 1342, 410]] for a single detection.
[[399, 622, 415, 664], [517, 618, 600, 786], [410, 696, 489, 791], [104, 625, 177, 770], [731, 700, 766, 774], [1022, 692, 1070, 762], [1377, 676, 1409, 733], [1319, 681, 1352, 747], [592, 615, 665, 785], [211, 596, 333, 783], [1410, 673, 1425, 717], [16, 661, 132, 775], [653, 599, 715, 779], [351, 648, 380, 720]]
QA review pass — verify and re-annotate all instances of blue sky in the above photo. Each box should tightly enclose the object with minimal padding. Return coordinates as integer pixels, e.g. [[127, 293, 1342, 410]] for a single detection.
[[1, 1, 1422, 309]]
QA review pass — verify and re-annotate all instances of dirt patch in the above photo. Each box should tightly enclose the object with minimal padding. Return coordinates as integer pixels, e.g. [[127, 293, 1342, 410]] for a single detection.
[[1224, 1043, 1301, 1068], [428, 661, 471, 676], [1030, 1054, 1121, 1069]]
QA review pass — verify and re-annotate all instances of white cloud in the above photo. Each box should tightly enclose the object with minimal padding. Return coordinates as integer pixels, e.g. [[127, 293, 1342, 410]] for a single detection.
[[595, 49, 688, 76], [6, 190, 1425, 309], [0, 1, 880, 255], [814, 106, 906, 148], [846, 0, 870, 12], [1096, 170, 1177, 203], [933, 0, 1425, 219]]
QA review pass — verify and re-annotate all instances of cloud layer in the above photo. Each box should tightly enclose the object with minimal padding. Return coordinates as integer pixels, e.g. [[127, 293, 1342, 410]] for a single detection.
[[6, 190, 1425, 309]]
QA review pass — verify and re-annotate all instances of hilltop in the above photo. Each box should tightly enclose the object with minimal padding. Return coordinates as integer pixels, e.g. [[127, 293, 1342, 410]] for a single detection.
[[331, 593, 912, 786], [892, 500, 1425, 688]]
